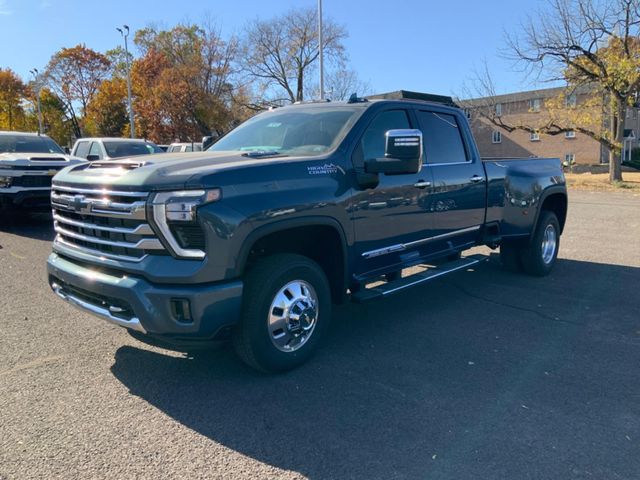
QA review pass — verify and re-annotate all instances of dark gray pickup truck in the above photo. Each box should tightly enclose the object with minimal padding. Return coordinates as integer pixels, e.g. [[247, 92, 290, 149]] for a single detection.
[[47, 93, 567, 372]]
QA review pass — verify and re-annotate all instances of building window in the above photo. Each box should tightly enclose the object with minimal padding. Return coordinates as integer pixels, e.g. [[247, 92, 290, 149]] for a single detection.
[[492, 130, 502, 143], [529, 98, 542, 112], [495, 103, 502, 117], [566, 93, 577, 107], [530, 132, 540, 141], [565, 130, 576, 139], [565, 153, 575, 164]]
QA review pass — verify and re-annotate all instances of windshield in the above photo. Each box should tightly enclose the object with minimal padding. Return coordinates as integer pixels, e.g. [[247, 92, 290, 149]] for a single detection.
[[0, 134, 64, 154], [209, 106, 364, 157], [103, 141, 163, 158]]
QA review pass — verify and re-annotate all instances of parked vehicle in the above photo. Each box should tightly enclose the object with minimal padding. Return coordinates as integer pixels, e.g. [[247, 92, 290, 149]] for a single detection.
[[47, 93, 567, 372], [167, 142, 203, 153], [0, 131, 84, 211], [71, 137, 163, 161]]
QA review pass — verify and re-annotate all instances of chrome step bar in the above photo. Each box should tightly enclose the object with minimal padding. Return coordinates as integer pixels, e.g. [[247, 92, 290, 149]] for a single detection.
[[51, 282, 146, 333], [351, 254, 488, 303]]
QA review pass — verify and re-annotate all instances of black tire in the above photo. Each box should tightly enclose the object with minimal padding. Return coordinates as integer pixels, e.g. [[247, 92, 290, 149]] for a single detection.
[[500, 242, 523, 272], [520, 211, 560, 276], [233, 254, 331, 373]]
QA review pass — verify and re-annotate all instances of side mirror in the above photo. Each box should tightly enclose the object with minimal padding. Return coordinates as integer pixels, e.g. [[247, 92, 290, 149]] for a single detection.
[[86, 154, 100, 161], [202, 134, 220, 150], [365, 129, 422, 175], [63, 147, 70, 154]]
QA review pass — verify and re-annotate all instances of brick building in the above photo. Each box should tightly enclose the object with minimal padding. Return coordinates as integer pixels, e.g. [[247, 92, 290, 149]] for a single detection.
[[464, 86, 640, 166]]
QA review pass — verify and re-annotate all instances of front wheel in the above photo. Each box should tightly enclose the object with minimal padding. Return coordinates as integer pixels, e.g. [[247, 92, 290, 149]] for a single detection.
[[233, 254, 331, 373], [520, 211, 560, 276]]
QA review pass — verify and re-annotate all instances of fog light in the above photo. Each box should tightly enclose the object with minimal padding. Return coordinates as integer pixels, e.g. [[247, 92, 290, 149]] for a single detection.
[[170, 298, 193, 323], [0, 176, 12, 188]]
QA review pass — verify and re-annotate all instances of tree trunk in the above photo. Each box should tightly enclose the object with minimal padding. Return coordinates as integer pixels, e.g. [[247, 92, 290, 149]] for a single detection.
[[296, 69, 304, 102], [609, 97, 625, 183]]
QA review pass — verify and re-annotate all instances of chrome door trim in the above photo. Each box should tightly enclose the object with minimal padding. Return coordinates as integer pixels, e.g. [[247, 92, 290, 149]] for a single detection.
[[361, 225, 481, 258]]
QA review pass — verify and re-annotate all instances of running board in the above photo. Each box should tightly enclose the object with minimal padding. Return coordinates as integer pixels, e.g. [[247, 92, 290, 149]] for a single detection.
[[351, 254, 488, 303]]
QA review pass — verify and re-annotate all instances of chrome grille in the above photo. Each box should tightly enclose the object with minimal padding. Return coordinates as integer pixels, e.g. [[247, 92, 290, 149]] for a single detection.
[[51, 185, 165, 261]]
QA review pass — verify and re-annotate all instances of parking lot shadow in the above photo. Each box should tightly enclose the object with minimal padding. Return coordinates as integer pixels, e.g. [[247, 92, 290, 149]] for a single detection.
[[0, 212, 54, 241], [111, 257, 640, 479]]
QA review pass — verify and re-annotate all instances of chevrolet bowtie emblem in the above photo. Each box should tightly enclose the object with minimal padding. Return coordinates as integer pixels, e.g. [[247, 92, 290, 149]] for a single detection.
[[71, 195, 91, 214]]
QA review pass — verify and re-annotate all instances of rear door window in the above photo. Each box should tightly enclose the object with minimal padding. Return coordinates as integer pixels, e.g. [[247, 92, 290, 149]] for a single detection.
[[417, 111, 468, 164]]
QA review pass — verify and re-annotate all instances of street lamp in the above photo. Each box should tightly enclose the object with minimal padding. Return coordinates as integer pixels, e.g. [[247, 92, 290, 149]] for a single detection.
[[29, 68, 43, 135], [318, 0, 324, 101], [117, 24, 135, 138]]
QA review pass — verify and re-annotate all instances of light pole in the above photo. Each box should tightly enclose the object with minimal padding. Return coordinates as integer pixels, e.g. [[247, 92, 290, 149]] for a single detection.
[[117, 24, 135, 138], [318, 0, 324, 101], [29, 68, 43, 135]]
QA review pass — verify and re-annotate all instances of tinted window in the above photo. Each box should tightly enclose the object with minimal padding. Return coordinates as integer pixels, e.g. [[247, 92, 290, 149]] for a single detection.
[[417, 111, 468, 164], [103, 141, 161, 158], [89, 142, 102, 159], [360, 110, 411, 160], [0, 134, 64, 154], [74, 141, 90, 158]]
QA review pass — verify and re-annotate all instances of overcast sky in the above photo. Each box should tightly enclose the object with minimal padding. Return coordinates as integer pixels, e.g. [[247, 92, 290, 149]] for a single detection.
[[0, 0, 560, 97]]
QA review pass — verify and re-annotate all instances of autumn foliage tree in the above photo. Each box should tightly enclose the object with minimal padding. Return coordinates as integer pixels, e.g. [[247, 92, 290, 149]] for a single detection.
[[131, 24, 245, 143], [44, 44, 111, 137], [85, 78, 128, 137], [0, 68, 28, 131]]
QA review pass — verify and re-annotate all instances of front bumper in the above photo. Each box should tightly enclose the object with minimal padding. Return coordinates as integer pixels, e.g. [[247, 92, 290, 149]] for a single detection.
[[0, 189, 51, 209], [47, 253, 243, 339]]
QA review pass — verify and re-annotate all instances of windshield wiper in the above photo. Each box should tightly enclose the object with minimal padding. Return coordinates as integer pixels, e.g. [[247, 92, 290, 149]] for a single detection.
[[241, 150, 287, 158]]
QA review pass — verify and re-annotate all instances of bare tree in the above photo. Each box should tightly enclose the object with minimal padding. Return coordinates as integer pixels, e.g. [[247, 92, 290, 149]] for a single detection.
[[460, 0, 640, 182], [241, 7, 347, 104], [306, 68, 372, 101]]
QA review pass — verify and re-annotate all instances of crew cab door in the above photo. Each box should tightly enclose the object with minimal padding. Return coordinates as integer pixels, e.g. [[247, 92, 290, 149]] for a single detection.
[[351, 108, 435, 277], [416, 109, 486, 251]]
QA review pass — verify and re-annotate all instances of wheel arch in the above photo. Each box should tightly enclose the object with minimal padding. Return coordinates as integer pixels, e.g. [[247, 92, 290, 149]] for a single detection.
[[236, 217, 349, 303], [536, 186, 568, 234]]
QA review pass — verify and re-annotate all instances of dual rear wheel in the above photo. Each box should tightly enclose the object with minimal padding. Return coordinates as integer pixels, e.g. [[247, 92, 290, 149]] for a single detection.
[[500, 211, 560, 276]]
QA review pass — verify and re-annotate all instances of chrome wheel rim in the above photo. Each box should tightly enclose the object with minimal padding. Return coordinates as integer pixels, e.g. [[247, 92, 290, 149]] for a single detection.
[[541, 224, 557, 265], [268, 280, 319, 352]]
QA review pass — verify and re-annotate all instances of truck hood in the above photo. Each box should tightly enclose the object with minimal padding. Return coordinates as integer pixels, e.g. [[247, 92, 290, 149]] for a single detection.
[[0, 152, 84, 167], [52, 151, 311, 191]]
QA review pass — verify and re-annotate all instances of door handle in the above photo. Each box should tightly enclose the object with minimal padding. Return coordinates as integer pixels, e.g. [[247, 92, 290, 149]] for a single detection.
[[414, 180, 431, 189], [470, 175, 484, 183]]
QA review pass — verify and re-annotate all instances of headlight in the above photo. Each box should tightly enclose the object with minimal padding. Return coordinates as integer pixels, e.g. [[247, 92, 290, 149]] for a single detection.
[[151, 189, 221, 259]]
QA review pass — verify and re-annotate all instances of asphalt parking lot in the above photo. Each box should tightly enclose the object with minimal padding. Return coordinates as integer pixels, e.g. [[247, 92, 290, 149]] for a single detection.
[[1, 190, 639, 480]]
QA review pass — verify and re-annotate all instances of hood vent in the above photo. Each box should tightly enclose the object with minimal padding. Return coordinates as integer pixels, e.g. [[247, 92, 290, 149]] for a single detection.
[[87, 160, 147, 170], [30, 156, 67, 162]]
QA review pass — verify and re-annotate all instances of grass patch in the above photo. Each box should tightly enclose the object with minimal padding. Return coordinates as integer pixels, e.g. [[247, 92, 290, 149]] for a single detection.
[[565, 171, 640, 192]]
